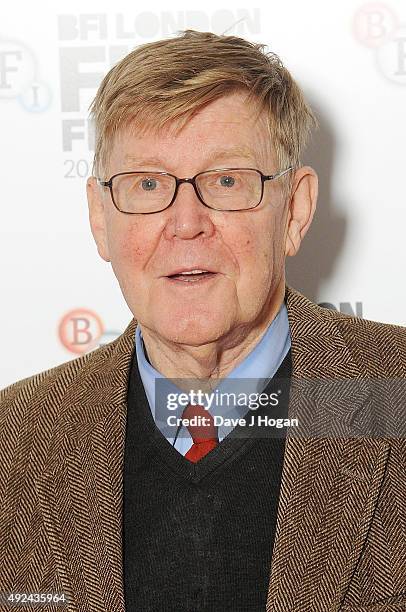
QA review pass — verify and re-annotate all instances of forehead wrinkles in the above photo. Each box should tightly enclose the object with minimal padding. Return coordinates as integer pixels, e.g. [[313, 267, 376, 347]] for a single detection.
[[111, 102, 274, 172]]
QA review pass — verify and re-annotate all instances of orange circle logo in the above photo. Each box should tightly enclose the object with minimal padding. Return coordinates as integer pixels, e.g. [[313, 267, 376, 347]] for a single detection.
[[353, 3, 398, 48], [58, 309, 104, 354]]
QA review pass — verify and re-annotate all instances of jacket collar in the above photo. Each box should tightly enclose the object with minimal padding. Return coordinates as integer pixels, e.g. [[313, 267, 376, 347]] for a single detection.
[[35, 285, 390, 611]]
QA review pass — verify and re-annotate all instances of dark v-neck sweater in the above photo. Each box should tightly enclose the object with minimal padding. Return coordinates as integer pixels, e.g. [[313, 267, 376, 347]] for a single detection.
[[123, 344, 292, 612]]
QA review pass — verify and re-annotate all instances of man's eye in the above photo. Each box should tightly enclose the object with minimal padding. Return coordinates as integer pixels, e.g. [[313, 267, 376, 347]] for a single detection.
[[219, 175, 236, 188], [141, 177, 158, 191]]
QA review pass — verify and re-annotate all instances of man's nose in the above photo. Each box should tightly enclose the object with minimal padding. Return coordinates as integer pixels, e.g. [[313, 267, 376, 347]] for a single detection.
[[163, 181, 215, 240]]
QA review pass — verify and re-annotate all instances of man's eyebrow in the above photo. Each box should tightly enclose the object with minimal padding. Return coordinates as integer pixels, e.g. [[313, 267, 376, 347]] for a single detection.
[[124, 155, 168, 167], [124, 146, 257, 168], [206, 146, 257, 164]]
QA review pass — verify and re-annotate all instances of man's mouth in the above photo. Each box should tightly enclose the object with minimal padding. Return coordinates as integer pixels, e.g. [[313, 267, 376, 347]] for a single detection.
[[165, 269, 217, 282]]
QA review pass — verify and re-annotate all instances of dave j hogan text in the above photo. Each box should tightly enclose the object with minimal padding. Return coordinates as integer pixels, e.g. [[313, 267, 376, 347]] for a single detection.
[[167, 414, 298, 429]]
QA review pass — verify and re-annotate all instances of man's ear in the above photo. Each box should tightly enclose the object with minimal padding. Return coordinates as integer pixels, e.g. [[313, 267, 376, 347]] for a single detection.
[[284, 166, 318, 257], [86, 176, 111, 262]]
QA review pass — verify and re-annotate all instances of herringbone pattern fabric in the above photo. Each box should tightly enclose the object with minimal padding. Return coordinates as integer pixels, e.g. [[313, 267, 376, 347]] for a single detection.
[[0, 285, 405, 611]]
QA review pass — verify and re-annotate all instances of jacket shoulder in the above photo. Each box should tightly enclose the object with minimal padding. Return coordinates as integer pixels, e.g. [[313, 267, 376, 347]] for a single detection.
[[332, 309, 404, 370], [1, 349, 96, 404], [286, 286, 405, 377], [319, 304, 405, 377], [0, 339, 121, 427], [0, 319, 137, 407]]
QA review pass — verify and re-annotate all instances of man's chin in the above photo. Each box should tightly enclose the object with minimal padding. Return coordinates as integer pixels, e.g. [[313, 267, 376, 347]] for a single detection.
[[153, 317, 229, 347]]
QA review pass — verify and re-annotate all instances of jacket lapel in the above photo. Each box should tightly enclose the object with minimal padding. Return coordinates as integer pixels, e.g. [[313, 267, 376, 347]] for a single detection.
[[35, 320, 137, 612], [265, 287, 391, 612], [35, 286, 390, 612]]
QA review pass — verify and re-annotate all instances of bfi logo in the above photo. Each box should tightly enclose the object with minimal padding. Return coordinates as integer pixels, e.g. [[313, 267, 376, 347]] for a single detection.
[[0, 39, 51, 111], [353, 3, 406, 85], [58, 308, 121, 354]]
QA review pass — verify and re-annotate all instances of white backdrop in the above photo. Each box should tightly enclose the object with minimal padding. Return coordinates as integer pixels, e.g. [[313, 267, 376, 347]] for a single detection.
[[1, 0, 405, 389]]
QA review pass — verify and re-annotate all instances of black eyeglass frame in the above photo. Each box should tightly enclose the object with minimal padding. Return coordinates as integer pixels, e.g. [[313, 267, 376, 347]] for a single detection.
[[96, 166, 293, 214]]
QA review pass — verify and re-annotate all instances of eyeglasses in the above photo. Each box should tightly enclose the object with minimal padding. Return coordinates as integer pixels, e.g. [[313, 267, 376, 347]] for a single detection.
[[97, 166, 293, 214]]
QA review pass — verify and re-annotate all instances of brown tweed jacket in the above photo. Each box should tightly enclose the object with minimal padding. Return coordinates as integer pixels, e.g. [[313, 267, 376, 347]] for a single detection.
[[0, 286, 405, 612]]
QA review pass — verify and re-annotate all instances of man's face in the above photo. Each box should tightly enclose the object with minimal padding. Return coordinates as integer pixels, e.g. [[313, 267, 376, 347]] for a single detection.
[[88, 91, 294, 346]]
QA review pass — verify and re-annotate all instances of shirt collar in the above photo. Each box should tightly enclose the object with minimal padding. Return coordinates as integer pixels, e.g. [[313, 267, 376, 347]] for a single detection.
[[134, 302, 291, 440]]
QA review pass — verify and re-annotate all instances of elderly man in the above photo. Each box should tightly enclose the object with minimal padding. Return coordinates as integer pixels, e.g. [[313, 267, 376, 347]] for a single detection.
[[1, 29, 405, 612]]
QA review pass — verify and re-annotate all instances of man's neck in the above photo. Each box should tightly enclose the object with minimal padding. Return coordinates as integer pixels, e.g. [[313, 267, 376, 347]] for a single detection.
[[139, 281, 286, 381]]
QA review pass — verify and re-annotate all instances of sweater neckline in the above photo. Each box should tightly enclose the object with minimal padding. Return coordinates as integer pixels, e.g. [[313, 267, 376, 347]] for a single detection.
[[126, 346, 292, 483]]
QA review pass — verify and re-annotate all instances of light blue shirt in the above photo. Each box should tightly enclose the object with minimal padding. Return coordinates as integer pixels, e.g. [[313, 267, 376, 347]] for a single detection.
[[134, 302, 291, 455]]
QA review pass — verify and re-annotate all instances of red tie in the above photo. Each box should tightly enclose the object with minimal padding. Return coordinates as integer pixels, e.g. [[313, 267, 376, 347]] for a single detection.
[[182, 403, 219, 462]]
